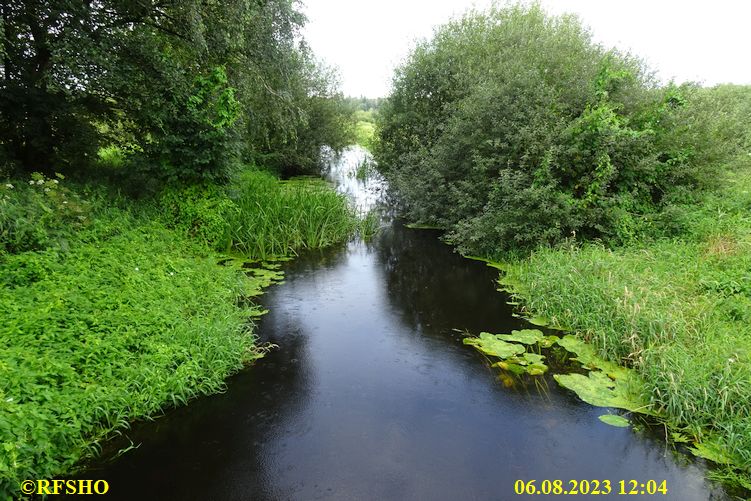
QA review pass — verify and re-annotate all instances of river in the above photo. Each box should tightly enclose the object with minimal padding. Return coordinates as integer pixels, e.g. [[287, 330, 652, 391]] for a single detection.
[[77, 147, 729, 500]]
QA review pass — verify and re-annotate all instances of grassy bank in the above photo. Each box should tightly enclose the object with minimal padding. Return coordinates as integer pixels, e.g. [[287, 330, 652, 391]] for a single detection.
[[0, 168, 356, 497], [160, 170, 357, 260], [502, 164, 751, 486]]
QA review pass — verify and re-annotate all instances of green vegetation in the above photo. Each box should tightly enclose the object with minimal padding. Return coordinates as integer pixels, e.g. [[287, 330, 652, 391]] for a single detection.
[[0, 1, 360, 497], [0, 1, 355, 182], [0, 167, 356, 496], [354, 119, 377, 151], [376, 1, 751, 489], [159, 170, 357, 260], [346, 97, 383, 151], [463, 330, 649, 407], [375, 3, 741, 255], [503, 166, 751, 481]]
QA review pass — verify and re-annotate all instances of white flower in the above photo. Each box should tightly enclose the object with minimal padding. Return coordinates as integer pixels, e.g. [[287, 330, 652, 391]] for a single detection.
[[4, 184, 13, 189], [36, 179, 44, 185], [5, 397, 12, 403], [29, 180, 34, 185], [62, 201, 68, 204], [135, 267, 139, 271], [44, 188, 50, 192], [169, 272, 174, 276], [53, 179, 59, 184]]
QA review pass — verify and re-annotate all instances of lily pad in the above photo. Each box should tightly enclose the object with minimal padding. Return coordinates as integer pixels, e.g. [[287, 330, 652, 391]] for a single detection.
[[521, 352, 546, 365], [527, 363, 548, 376], [554, 371, 650, 413], [556, 335, 630, 380], [494, 353, 548, 375], [598, 414, 630, 427], [496, 329, 545, 345], [463, 333, 526, 358], [527, 316, 549, 327], [538, 335, 560, 348], [494, 361, 528, 375]]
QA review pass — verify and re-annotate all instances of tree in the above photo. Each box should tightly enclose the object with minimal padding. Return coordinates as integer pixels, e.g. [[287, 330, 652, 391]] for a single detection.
[[0, 0, 354, 182], [375, 3, 718, 255]]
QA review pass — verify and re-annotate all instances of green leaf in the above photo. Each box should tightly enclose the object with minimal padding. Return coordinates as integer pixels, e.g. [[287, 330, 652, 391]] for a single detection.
[[556, 335, 630, 380], [463, 333, 526, 358], [689, 439, 735, 465], [538, 335, 560, 348], [527, 316, 549, 327], [598, 414, 630, 427], [554, 371, 651, 413], [496, 329, 544, 345]]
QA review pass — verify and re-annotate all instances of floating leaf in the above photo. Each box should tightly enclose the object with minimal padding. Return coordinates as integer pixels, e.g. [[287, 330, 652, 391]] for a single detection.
[[494, 353, 548, 376], [521, 352, 546, 365], [493, 361, 527, 375], [598, 414, 630, 427], [463, 333, 526, 358], [527, 316, 549, 327], [539, 335, 560, 348], [556, 335, 630, 380], [554, 371, 650, 413], [497, 329, 544, 345], [527, 363, 548, 376]]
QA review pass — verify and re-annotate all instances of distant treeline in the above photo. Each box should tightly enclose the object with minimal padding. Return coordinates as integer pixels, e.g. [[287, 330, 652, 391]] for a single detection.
[[0, 1, 355, 182], [346, 96, 386, 112], [375, 3, 751, 255]]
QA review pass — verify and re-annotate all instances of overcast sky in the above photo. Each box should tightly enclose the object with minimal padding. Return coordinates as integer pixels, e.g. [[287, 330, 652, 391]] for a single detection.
[[301, 0, 751, 97]]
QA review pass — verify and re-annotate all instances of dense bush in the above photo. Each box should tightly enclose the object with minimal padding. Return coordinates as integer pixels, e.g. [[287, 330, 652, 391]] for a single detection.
[[375, 3, 745, 255]]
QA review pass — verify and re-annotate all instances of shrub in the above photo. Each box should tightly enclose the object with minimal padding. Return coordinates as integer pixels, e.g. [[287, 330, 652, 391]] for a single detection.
[[376, 3, 745, 255], [158, 183, 238, 248]]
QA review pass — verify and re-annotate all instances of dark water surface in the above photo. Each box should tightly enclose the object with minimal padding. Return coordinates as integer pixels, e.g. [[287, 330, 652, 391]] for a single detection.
[[80, 149, 727, 500]]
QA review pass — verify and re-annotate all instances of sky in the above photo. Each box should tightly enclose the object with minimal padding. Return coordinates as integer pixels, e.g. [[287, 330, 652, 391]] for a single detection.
[[300, 0, 751, 97]]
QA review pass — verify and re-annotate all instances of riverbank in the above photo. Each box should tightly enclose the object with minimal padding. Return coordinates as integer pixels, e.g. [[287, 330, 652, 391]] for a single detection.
[[0, 168, 357, 496], [501, 163, 751, 489]]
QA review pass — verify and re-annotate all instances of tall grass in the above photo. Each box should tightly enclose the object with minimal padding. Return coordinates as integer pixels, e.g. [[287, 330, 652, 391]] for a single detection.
[[503, 164, 751, 481], [157, 169, 358, 260], [225, 170, 357, 260]]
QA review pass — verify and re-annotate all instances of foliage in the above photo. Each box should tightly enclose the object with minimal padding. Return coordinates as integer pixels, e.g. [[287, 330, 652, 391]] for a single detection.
[[502, 164, 751, 478], [0, 173, 88, 254], [136, 66, 242, 183], [375, 3, 745, 254], [0, 192, 270, 498], [0, 0, 354, 182], [158, 183, 238, 249], [157, 168, 357, 260], [354, 120, 377, 151]]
